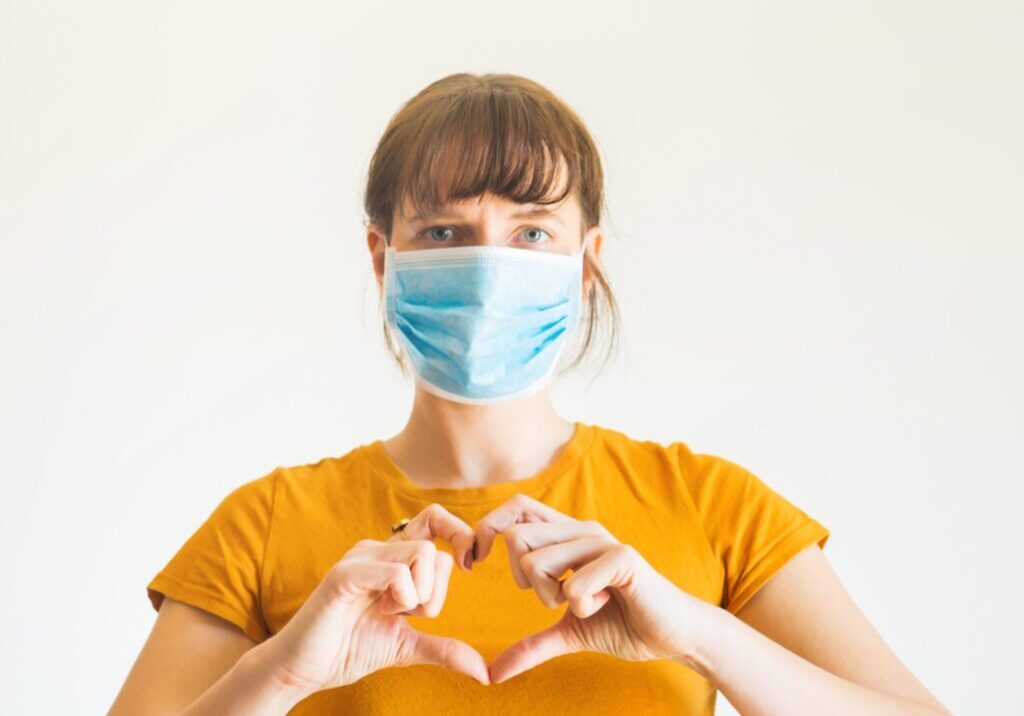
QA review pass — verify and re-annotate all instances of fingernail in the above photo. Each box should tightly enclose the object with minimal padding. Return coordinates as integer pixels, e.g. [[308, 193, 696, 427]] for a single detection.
[[464, 541, 474, 570]]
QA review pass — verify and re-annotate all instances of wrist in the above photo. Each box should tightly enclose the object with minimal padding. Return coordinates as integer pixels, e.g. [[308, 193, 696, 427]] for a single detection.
[[240, 641, 320, 709], [672, 601, 732, 681]]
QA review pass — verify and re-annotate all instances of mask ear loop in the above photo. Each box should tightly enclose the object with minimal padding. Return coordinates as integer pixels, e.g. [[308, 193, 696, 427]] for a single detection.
[[381, 236, 396, 333], [380, 237, 411, 373]]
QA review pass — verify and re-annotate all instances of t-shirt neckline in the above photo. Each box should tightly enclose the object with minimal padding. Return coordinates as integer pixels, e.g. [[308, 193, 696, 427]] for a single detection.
[[361, 421, 596, 506]]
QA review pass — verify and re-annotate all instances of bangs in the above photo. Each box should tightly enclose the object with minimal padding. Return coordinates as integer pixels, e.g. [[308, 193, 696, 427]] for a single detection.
[[391, 89, 582, 228]]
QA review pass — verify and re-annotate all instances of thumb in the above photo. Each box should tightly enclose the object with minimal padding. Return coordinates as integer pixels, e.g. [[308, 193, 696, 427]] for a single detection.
[[488, 617, 575, 684], [404, 628, 491, 686]]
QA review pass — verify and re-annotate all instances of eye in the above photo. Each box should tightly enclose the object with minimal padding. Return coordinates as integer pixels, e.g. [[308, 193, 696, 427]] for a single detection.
[[520, 227, 552, 245], [420, 226, 456, 243]]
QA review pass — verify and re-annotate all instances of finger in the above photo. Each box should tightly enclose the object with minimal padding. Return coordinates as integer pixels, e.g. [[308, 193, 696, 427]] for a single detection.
[[404, 629, 491, 686], [331, 560, 419, 615], [503, 520, 612, 590], [472, 493, 574, 565], [520, 535, 617, 608], [561, 543, 640, 619], [388, 503, 477, 572], [359, 538, 437, 607], [488, 615, 574, 684], [399, 548, 453, 618]]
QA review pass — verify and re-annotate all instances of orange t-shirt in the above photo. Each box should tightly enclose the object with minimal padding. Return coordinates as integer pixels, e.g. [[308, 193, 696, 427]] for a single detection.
[[147, 421, 830, 715]]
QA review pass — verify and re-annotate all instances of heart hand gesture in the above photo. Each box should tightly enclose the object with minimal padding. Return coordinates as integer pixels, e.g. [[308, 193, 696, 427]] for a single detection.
[[470, 494, 711, 684]]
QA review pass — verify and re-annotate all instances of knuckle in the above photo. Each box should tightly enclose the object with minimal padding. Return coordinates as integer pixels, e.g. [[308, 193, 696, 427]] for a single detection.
[[439, 638, 458, 668], [512, 493, 533, 508], [613, 542, 636, 560], [413, 539, 438, 558], [384, 560, 410, 582], [327, 560, 348, 579], [324, 562, 351, 596], [583, 519, 611, 538], [424, 502, 446, 518]]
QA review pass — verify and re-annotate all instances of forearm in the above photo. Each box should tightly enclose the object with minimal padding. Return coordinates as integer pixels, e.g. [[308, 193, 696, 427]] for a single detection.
[[179, 642, 316, 716], [678, 606, 950, 716]]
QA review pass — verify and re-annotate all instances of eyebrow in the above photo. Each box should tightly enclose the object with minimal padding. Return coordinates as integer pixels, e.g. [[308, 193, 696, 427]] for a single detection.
[[407, 205, 566, 227]]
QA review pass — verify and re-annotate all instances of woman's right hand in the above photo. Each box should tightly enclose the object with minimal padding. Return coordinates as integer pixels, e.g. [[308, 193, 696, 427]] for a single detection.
[[247, 503, 488, 700]]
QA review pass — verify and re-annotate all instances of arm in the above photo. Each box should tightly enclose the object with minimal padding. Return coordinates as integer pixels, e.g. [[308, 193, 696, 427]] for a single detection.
[[107, 596, 310, 716], [679, 545, 953, 716]]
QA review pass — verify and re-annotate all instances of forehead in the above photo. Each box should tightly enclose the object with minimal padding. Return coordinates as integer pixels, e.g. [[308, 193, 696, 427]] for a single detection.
[[397, 191, 578, 224]]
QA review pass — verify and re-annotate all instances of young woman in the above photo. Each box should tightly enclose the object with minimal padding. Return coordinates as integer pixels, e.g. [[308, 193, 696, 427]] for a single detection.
[[110, 73, 951, 715]]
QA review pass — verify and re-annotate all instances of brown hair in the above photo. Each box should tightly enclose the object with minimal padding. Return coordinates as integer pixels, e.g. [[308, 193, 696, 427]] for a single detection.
[[362, 72, 620, 382]]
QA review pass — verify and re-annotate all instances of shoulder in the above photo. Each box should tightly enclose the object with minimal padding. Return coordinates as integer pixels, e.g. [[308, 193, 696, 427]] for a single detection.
[[590, 423, 819, 531], [589, 422, 690, 466], [205, 446, 363, 527], [587, 423, 728, 517], [268, 442, 382, 505], [589, 422, 746, 498], [218, 466, 279, 507], [236, 439, 379, 500]]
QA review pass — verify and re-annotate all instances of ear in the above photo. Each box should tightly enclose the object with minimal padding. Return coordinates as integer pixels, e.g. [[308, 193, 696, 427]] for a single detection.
[[582, 227, 604, 299], [366, 221, 388, 291]]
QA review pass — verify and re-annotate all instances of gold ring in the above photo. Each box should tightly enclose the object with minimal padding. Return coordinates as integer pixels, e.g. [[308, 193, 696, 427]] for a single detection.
[[391, 517, 411, 540]]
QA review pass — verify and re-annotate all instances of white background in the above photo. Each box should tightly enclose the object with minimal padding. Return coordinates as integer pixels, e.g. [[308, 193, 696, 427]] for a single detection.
[[2, 2, 1020, 713]]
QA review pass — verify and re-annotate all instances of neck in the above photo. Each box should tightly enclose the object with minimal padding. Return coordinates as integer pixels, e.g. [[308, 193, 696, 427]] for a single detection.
[[380, 385, 576, 490]]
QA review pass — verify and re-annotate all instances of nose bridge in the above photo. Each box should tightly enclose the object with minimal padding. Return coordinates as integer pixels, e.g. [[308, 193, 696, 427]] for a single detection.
[[468, 203, 510, 246]]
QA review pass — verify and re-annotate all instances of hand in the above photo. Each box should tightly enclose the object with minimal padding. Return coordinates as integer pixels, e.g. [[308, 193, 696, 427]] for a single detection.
[[471, 494, 714, 684], [251, 504, 490, 698]]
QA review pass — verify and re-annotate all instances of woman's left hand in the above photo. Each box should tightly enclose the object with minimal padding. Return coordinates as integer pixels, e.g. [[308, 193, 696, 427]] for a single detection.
[[470, 494, 716, 683]]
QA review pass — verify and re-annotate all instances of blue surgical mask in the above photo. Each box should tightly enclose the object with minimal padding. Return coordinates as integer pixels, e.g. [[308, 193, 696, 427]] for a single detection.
[[383, 238, 589, 404]]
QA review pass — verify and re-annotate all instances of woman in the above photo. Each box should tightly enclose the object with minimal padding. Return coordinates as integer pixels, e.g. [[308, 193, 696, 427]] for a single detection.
[[109, 73, 952, 715]]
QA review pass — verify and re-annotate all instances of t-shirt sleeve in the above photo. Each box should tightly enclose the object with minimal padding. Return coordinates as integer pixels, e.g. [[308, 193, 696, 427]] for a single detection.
[[146, 469, 278, 644], [675, 443, 830, 615]]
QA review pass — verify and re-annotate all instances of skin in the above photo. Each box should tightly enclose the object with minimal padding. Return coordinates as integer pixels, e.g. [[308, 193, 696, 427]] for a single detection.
[[107, 188, 954, 715]]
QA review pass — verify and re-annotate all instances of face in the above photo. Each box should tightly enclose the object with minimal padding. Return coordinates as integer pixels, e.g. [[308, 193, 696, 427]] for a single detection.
[[367, 190, 604, 296]]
